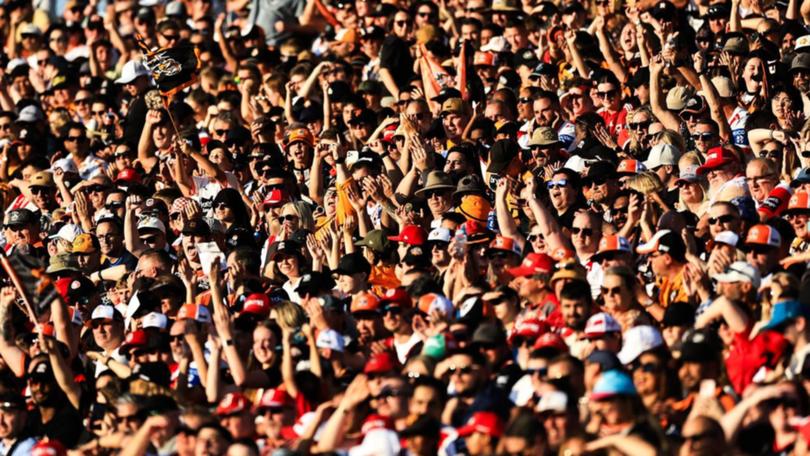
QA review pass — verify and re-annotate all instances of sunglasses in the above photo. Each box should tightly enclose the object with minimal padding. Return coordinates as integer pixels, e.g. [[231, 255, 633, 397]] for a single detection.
[[214, 129, 229, 136], [748, 245, 774, 255], [488, 251, 510, 261], [691, 132, 715, 141], [600, 286, 622, 296], [708, 214, 735, 225], [448, 365, 474, 375], [75, 98, 91, 105], [527, 233, 543, 242], [627, 121, 650, 131], [633, 362, 661, 373], [571, 227, 593, 237], [759, 149, 782, 158], [588, 176, 609, 186], [518, 97, 532, 104], [394, 20, 409, 27], [65, 136, 84, 142], [526, 367, 548, 377], [141, 235, 159, 244], [382, 306, 402, 316], [596, 89, 617, 99], [278, 214, 298, 222], [169, 335, 184, 342], [105, 202, 123, 211], [30, 186, 51, 195], [546, 179, 568, 189], [114, 151, 131, 159], [86, 185, 107, 194], [416, 11, 432, 17], [680, 112, 701, 121]]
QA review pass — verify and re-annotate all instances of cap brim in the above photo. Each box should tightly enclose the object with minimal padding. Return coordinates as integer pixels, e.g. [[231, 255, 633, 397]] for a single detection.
[[456, 424, 476, 437], [507, 266, 537, 277]]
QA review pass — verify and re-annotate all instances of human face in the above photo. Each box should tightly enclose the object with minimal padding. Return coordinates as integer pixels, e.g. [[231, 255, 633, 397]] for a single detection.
[[425, 188, 451, 215], [746, 244, 778, 276], [393, 12, 412, 38], [409, 385, 442, 419], [678, 361, 708, 392], [542, 410, 570, 449], [766, 387, 800, 434], [632, 352, 662, 396], [0, 407, 25, 439], [353, 311, 380, 344], [677, 179, 703, 204], [745, 161, 776, 203], [568, 87, 592, 117], [253, 326, 276, 366], [533, 98, 557, 127], [447, 353, 479, 394], [678, 418, 725, 456], [337, 272, 363, 294], [93, 319, 123, 350], [195, 427, 229, 455], [788, 212, 810, 240], [707, 206, 740, 238], [560, 297, 590, 330], [548, 173, 575, 211], [96, 222, 122, 256], [596, 82, 619, 111], [275, 253, 300, 278], [571, 213, 597, 254], [691, 124, 717, 154], [601, 273, 631, 313], [64, 128, 87, 155], [117, 402, 143, 433], [444, 151, 467, 175], [442, 112, 465, 139]]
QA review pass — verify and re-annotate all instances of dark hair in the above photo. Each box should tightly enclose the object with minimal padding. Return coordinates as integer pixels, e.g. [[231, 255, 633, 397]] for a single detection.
[[560, 280, 593, 307]]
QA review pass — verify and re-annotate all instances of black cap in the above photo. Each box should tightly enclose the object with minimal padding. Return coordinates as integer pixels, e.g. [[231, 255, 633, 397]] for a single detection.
[[472, 322, 507, 345], [5, 209, 36, 227], [585, 161, 617, 180], [295, 271, 337, 296], [348, 108, 376, 126], [705, 3, 729, 18], [359, 26, 385, 41], [143, 198, 168, 216], [662, 302, 696, 327], [679, 329, 721, 363], [350, 151, 383, 170], [531, 62, 557, 77], [333, 252, 371, 276], [402, 245, 431, 269], [327, 81, 351, 102], [0, 393, 24, 409], [651, 0, 677, 20], [131, 361, 171, 388], [136, 7, 156, 22], [400, 415, 442, 438], [182, 219, 211, 237], [269, 240, 302, 260], [487, 139, 520, 174], [431, 87, 462, 103], [513, 48, 539, 68]]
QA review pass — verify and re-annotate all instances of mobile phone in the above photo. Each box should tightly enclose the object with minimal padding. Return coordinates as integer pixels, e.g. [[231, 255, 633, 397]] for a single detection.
[[699, 379, 716, 398]]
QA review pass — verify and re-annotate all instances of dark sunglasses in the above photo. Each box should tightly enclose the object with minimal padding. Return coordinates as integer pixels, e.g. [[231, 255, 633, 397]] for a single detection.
[[597, 89, 617, 99], [570, 227, 593, 237], [600, 286, 622, 296], [86, 185, 107, 193], [708, 214, 735, 225], [627, 121, 650, 131], [691, 132, 715, 141], [278, 214, 298, 222], [65, 136, 84, 142], [448, 365, 474, 375], [546, 179, 568, 189], [633, 362, 661, 373]]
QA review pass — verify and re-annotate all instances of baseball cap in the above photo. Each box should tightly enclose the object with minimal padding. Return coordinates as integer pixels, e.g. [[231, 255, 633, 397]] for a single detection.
[[487, 139, 520, 174], [285, 127, 314, 147], [644, 143, 680, 169], [32, 440, 67, 456], [679, 329, 722, 363], [536, 391, 568, 414], [592, 235, 631, 262], [696, 147, 739, 175], [714, 261, 761, 289], [432, 87, 462, 103], [458, 194, 492, 223], [532, 332, 568, 354], [440, 98, 466, 116], [137, 216, 166, 234], [256, 388, 293, 411], [636, 229, 686, 261], [115, 60, 150, 84], [586, 350, 622, 371], [379, 287, 412, 309], [486, 235, 521, 257], [364, 351, 395, 374], [141, 312, 168, 329], [508, 318, 548, 344], [388, 225, 427, 245], [29, 171, 54, 188], [72, 233, 98, 254], [333, 252, 371, 276], [457, 411, 504, 438], [215, 392, 249, 416], [792, 168, 810, 187], [713, 231, 739, 248], [665, 85, 694, 111], [590, 370, 637, 400], [417, 293, 454, 315], [507, 252, 554, 277], [744, 224, 781, 248], [662, 302, 696, 327], [786, 192, 810, 214], [528, 127, 560, 147], [350, 291, 380, 314], [176, 303, 212, 324], [91, 305, 123, 322], [583, 312, 621, 339], [472, 322, 507, 345], [762, 300, 809, 330], [295, 271, 336, 296], [242, 293, 271, 317], [675, 164, 701, 185], [315, 329, 345, 352], [427, 227, 452, 244], [355, 230, 390, 254], [617, 325, 664, 365], [120, 329, 148, 353], [5, 209, 36, 227]]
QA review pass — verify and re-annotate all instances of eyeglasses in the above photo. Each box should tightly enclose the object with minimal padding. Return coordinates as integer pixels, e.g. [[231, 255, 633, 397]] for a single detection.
[[745, 174, 775, 185], [394, 20, 409, 27], [169, 335, 185, 343], [546, 179, 568, 189], [30, 186, 50, 195], [596, 89, 617, 99], [383, 306, 401, 316], [600, 286, 622, 296], [214, 129, 229, 136], [571, 227, 593, 237], [141, 235, 159, 244], [417, 10, 432, 17], [448, 365, 474, 375], [117, 414, 142, 425], [278, 214, 298, 222], [377, 388, 407, 399], [75, 98, 90, 105], [87, 185, 107, 194], [708, 214, 735, 225], [691, 132, 715, 141], [527, 233, 543, 242], [518, 97, 532, 104], [526, 367, 548, 377], [64, 136, 84, 142], [628, 121, 650, 131]]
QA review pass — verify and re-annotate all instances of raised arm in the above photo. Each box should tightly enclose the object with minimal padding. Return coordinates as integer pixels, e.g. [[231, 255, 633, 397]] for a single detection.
[[123, 196, 148, 257], [525, 177, 568, 252], [649, 54, 682, 131], [694, 52, 732, 142], [41, 331, 81, 409], [494, 177, 526, 252], [0, 287, 25, 377]]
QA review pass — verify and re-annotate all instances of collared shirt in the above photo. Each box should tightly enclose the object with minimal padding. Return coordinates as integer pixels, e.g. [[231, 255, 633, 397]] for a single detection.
[[0, 436, 36, 456]]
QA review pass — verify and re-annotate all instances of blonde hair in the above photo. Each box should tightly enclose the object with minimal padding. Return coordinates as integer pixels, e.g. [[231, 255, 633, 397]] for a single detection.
[[625, 171, 664, 195], [658, 129, 686, 154], [281, 201, 315, 232], [274, 301, 306, 330]]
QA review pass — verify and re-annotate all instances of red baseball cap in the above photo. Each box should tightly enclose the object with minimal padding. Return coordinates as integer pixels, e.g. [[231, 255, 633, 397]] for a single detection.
[[379, 287, 412, 309], [508, 318, 549, 344], [507, 252, 554, 277], [745, 224, 781, 248], [32, 440, 66, 456], [786, 191, 810, 214], [364, 351, 395, 374], [242, 293, 271, 317], [696, 147, 739, 175], [361, 414, 394, 435], [457, 411, 504, 438], [388, 225, 427, 245], [256, 388, 293, 410], [216, 392, 249, 416], [120, 329, 148, 353], [533, 332, 568, 353], [115, 168, 141, 184], [592, 234, 632, 262]]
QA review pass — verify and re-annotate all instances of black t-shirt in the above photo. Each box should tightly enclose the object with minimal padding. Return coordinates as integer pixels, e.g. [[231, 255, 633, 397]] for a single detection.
[[123, 94, 148, 151], [30, 400, 83, 448], [379, 36, 414, 91]]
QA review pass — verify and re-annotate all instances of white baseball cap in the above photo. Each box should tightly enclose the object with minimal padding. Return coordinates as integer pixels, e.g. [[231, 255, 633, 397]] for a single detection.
[[137, 216, 166, 234], [315, 329, 345, 352], [49, 223, 83, 243], [428, 227, 452, 243], [644, 144, 680, 169], [115, 60, 151, 85], [91, 305, 123, 321], [714, 261, 761, 289], [583, 312, 621, 339], [713, 231, 739, 247], [536, 390, 568, 414], [617, 325, 664, 365], [141, 312, 168, 329]]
